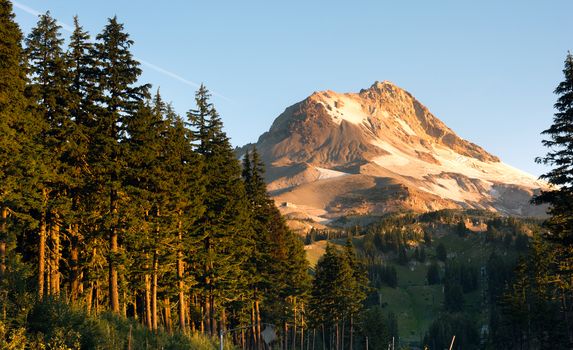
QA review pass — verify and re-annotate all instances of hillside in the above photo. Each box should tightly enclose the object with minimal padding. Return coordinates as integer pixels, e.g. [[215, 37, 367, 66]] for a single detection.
[[305, 210, 540, 346]]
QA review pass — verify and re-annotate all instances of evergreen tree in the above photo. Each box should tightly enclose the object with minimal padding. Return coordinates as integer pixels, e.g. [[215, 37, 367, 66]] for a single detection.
[[310, 244, 364, 350], [0, 0, 34, 323], [187, 85, 252, 335], [533, 52, 573, 344], [343, 239, 369, 350], [91, 16, 150, 313], [64, 16, 98, 303], [444, 282, 464, 312], [123, 93, 169, 330], [162, 106, 205, 332], [357, 306, 391, 350], [427, 261, 440, 285], [25, 11, 72, 298], [424, 313, 479, 350], [242, 147, 310, 346], [535, 52, 573, 246]]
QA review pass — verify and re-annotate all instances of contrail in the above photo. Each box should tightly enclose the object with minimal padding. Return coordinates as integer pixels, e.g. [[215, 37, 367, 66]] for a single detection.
[[12, 1, 231, 102], [13, 1, 74, 32]]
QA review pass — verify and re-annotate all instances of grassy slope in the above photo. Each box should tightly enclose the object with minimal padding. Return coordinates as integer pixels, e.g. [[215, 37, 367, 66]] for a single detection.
[[304, 230, 506, 344], [378, 232, 498, 343]]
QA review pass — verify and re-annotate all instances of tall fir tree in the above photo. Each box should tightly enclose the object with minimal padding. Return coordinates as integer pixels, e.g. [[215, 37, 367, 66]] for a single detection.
[[65, 16, 98, 303], [0, 0, 35, 321], [494, 237, 569, 349], [25, 11, 72, 298], [162, 106, 206, 332], [91, 16, 149, 313], [343, 239, 369, 350], [310, 244, 357, 350], [242, 147, 310, 348], [533, 52, 573, 345], [535, 52, 573, 246], [187, 85, 252, 335], [123, 92, 169, 329]]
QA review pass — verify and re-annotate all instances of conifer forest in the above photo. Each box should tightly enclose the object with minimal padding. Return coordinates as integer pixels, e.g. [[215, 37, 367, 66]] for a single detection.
[[1, 1, 573, 349]]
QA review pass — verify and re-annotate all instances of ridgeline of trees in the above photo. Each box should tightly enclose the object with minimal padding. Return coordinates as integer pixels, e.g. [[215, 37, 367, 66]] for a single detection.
[[0, 3, 372, 348]]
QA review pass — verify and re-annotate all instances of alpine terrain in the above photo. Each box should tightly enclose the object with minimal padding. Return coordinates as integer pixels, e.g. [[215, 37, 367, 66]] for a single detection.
[[239, 81, 547, 229]]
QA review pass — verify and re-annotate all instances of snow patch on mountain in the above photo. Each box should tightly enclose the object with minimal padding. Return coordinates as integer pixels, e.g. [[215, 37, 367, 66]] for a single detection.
[[318, 94, 369, 126], [315, 167, 350, 180]]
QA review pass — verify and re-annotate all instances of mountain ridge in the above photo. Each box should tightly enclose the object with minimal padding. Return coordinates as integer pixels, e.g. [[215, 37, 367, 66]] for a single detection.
[[238, 81, 546, 229]]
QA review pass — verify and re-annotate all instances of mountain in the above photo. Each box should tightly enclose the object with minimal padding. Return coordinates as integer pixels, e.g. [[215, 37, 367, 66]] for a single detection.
[[239, 81, 547, 229]]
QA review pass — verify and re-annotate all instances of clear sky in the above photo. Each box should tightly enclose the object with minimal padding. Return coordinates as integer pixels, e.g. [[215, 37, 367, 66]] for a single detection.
[[11, 0, 573, 177]]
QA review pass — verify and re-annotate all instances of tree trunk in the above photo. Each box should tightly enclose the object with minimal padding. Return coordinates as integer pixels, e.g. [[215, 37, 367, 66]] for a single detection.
[[86, 281, 93, 314], [189, 294, 196, 333], [255, 298, 262, 350], [123, 290, 127, 317], [349, 316, 354, 350], [341, 317, 345, 350], [70, 223, 80, 302], [0, 207, 7, 278], [221, 307, 227, 336], [145, 272, 152, 329], [109, 189, 120, 313], [133, 293, 138, 320], [321, 324, 325, 350], [205, 293, 211, 335], [38, 192, 47, 299], [86, 247, 97, 314], [283, 322, 288, 350], [301, 309, 305, 350], [251, 301, 257, 350], [335, 321, 339, 350], [312, 328, 316, 350], [50, 212, 60, 296], [211, 295, 217, 336], [164, 296, 172, 333], [46, 260, 51, 296], [241, 328, 245, 350], [177, 219, 186, 332], [95, 279, 100, 315], [292, 297, 297, 350], [152, 253, 158, 331], [109, 227, 119, 312]]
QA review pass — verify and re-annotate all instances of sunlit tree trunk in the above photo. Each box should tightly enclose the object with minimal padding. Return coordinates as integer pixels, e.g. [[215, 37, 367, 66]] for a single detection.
[[0, 207, 7, 278], [49, 212, 60, 296], [292, 297, 297, 350], [164, 296, 172, 333], [145, 271, 152, 329], [109, 189, 120, 313], [177, 218, 186, 332], [38, 189, 48, 299], [152, 252, 158, 331], [70, 223, 80, 302]]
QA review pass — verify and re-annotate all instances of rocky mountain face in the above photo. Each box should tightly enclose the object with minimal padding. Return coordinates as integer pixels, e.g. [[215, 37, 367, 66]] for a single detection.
[[239, 81, 547, 229]]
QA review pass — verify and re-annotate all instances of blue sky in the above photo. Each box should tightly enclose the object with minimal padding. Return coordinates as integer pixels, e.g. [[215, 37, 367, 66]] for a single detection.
[[11, 0, 573, 177]]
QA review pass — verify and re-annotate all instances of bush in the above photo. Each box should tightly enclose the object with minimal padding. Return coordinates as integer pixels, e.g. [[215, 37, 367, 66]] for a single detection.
[[21, 298, 217, 350]]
